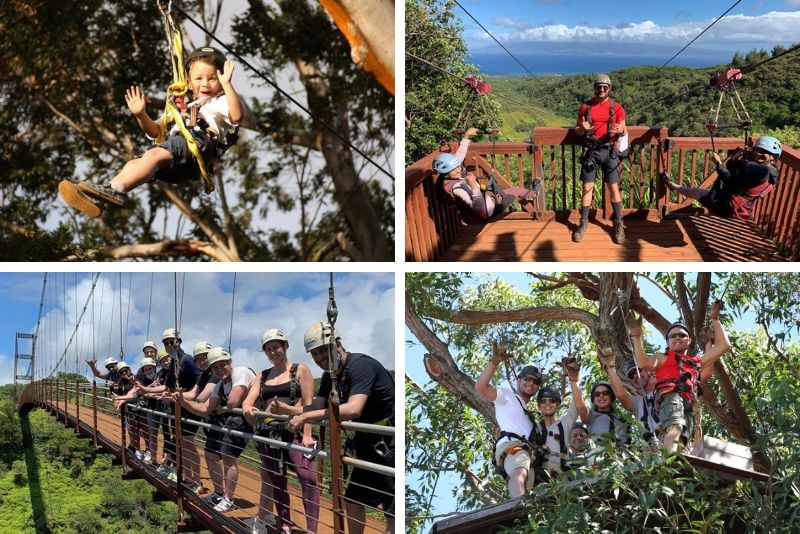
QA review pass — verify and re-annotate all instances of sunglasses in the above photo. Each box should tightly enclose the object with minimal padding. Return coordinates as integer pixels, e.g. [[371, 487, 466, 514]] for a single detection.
[[594, 84, 610, 90], [668, 333, 689, 339], [520, 375, 541, 385], [164, 339, 177, 346], [539, 398, 557, 405], [594, 390, 612, 398]]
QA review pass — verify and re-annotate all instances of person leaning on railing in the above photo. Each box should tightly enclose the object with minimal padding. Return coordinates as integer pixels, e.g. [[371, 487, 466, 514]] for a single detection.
[[271, 322, 395, 534], [242, 328, 320, 534]]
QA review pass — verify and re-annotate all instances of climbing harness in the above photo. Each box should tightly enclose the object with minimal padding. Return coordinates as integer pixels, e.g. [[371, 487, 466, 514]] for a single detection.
[[705, 68, 752, 152], [654, 349, 702, 408], [155, 0, 214, 193]]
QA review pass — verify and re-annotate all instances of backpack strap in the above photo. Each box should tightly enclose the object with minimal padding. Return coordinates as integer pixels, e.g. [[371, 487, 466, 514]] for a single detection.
[[289, 363, 299, 404]]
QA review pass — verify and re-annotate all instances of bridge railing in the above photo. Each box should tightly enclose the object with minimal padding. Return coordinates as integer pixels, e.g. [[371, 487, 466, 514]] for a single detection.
[[406, 127, 800, 261], [20, 379, 395, 534]]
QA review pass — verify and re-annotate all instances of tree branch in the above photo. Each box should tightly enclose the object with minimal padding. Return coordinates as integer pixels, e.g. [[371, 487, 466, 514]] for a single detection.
[[73, 239, 227, 261]]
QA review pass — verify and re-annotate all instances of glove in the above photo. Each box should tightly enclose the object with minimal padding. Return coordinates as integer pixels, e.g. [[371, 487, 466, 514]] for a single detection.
[[710, 300, 724, 320], [491, 340, 511, 366], [598, 347, 616, 369], [625, 310, 643, 333], [561, 356, 580, 381], [697, 325, 714, 347]]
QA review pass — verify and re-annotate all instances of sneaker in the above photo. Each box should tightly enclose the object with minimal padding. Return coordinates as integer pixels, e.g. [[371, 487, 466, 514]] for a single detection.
[[213, 496, 235, 512], [660, 172, 677, 192], [143, 451, 153, 464], [135, 450, 143, 461], [78, 181, 128, 207], [166, 469, 178, 483], [613, 220, 626, 245], [250, 517, 268, 534], [572, 219, 588, 242], [203, 492, 224, 505]]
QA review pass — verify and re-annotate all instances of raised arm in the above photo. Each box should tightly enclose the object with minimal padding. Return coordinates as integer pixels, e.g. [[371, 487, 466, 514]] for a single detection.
[[598, 348, 633, 412], [124, 86, 161, 138], [564, 356, 588, 421], [219, 61, 243, 124], [626, 311, 665, 371], [700, 301, 731, 368], [86, 358, 109, 380], [475, 342, 508, 402]]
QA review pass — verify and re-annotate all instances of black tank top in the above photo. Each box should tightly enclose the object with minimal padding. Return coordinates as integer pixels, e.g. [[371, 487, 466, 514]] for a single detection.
[[258, 364, 300, 407]]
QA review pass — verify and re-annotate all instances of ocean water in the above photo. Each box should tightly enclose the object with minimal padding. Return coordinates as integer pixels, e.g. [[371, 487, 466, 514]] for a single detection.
[[468, 51, 734, 75]]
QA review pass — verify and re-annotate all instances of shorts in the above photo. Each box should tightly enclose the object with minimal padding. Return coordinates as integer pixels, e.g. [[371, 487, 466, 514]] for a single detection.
[[495, 438, 534, 487], [204, 415, 250, 458], [657, 391, 694, 444], [698, 189, 734, 218], [345, 432, 394, 515], [580, 146, 620, 184], [151, 130, 217, 184]]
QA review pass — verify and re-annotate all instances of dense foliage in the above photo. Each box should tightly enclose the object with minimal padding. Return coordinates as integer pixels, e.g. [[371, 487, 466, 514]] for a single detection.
[[0, 387, 177, 533], [406, 272, 800, 533], [1, 0, 393, 261]]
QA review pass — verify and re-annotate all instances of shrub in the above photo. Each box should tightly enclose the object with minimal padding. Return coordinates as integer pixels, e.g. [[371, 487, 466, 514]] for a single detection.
[[11, 460, 27, 486]]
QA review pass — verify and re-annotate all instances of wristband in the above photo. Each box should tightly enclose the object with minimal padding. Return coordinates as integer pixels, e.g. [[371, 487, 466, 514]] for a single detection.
[[629, 331, 642, 337], [710, 315, 720, 320]]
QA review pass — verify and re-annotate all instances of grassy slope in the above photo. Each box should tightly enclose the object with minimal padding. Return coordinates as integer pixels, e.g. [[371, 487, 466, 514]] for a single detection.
[[488, 76, 572, 141]]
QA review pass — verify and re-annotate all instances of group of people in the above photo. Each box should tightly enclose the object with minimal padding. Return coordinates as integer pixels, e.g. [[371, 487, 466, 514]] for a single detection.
[[430, 74, 783, 245], [89, 322, 395, 534], [478, 302, 730, 498]]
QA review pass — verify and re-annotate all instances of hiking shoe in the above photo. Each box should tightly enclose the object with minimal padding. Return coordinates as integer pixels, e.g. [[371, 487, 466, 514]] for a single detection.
[[78, 181, 128, 207], [572, 219, 588, 242], [143, 451, 153, 464], [166, 469, 178, 483], [249, 517, 269, 534], [613, 220, 626, 245], [213, 496, 234, 512], [660, 172, 677, 192]]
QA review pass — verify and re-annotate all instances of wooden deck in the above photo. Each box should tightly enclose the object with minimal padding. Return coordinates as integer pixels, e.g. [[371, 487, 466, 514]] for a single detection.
[[439, 210, 789, 262]]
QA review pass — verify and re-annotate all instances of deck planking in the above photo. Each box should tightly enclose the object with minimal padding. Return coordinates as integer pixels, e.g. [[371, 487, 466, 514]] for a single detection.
[[439, 211, 789, 262]]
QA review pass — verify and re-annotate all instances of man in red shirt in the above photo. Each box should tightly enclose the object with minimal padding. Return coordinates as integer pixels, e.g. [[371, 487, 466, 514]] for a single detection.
[[574, 74, 628, 244]]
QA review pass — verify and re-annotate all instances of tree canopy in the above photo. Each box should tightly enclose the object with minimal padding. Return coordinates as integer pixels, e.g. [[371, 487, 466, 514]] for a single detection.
[[1, 0, 394, 261], [406, 272, 800, 533]]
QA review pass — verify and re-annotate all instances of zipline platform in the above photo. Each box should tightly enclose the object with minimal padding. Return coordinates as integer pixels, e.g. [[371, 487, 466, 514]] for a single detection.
[[406, 127, 800, 262], [437, 210, 789, 262]]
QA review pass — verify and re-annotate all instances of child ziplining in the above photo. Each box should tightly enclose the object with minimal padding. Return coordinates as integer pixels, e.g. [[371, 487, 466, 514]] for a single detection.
[[60, 46, 244, 218]]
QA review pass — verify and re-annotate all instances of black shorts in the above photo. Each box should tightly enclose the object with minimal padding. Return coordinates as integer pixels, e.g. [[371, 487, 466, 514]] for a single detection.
[[180, 410, 201, 436], [580, 146, 620, 184], [204, 415, 250, 458], [345, 433, 394, 515], [698, 189, 734, 218], [151, 130, 217, 184]]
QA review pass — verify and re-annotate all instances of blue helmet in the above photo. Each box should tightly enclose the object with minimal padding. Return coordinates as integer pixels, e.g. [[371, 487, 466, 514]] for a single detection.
[[432, 153, 461, 174], [754, 136, 782, 157]]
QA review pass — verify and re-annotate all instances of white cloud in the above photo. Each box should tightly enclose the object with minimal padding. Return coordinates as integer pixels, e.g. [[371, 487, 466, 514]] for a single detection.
[[491, 17, 531, 30], [472, 10, 800, 44], [26, 272, 394, 383]]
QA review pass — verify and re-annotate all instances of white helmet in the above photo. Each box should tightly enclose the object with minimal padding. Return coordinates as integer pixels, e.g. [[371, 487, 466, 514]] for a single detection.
[[140, 357, 156, 368], [206, 347, 232, 367], [103, 357, 119, 368], [193, 341, 213, 357], [161, 328, 179, 342], [116, 362, 131, 374], [303, 322, 340, 353], [142, 341, 158, 352], [261, 328, 288, 350]]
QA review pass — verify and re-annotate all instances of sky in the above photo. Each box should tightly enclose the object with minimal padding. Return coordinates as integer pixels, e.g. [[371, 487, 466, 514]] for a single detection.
[[0, 272, 394, 386], [453, 0, 800, 55], [404, 271, 795, 528]]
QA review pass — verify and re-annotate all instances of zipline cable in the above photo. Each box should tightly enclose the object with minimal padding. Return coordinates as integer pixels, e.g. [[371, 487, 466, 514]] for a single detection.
[[119, 273, 124, 359], [168, 2, 394, 182], [33, 273, 48, 382], [661, 0, 741, 69], [452, 0, 536, 78]]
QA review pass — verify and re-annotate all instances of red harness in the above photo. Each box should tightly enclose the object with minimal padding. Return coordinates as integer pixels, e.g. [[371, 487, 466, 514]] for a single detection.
[[655, 349, 702, 403]]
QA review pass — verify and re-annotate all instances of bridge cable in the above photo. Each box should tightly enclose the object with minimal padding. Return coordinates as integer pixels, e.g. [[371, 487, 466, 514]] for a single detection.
[[33, 273, 48, 382], [660, 0, 741, 69], [452, 0, 536, 78], [227, 273, 237, 353], [119, 273, 125, 359], [168, 2, 394, 182], [146, 273, 154, 340], [48, 273, 101, 377]]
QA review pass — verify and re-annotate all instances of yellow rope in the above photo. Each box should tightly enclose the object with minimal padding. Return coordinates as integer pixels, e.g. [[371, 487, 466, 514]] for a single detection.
[[156, 5, 214, 193]]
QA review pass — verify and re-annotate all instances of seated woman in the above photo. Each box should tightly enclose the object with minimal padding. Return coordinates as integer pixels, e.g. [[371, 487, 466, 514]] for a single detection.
[[662, 136, 781, 220], [432, 127, 517, 221]]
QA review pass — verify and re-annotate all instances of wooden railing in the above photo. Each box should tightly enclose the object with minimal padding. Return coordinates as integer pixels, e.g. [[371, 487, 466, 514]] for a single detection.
[[405, 127, 800, 261]]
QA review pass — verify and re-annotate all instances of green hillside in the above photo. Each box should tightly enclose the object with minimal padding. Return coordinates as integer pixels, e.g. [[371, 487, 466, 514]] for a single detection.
[[485, 46, 800, 144]]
